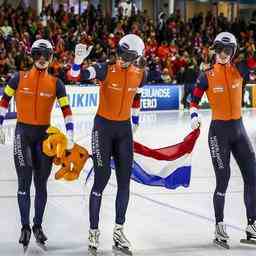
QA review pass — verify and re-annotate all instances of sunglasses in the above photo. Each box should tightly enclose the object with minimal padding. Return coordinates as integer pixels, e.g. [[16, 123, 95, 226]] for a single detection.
[[214, 44, 234, 56], [31, 48, 53, 61], [118, 45, 138, 62]]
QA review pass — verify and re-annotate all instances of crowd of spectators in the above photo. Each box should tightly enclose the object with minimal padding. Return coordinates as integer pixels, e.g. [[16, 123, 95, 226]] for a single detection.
[[0, 0, 256, 88]]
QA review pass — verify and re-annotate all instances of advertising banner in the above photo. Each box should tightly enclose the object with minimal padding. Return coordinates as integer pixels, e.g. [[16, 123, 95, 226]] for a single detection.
[[141, 85, 180, 111], [0, 84, 181, 120]]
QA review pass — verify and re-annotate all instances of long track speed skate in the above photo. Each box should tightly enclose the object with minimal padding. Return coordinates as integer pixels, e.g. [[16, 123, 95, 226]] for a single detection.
[[241, 222, 256, 245], [112, 225, 132, 255], [213, 222, 230, 249], [32, 225, 47, 251], [88, 229, 100, 256], [19, 225, 31, 254]]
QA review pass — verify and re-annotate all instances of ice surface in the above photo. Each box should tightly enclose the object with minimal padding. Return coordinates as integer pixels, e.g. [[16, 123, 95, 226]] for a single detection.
[[1, 109, 256, 255]]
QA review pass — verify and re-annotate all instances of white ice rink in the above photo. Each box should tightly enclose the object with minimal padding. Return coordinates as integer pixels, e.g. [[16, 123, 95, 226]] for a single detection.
[[1, 109, 256, 255]]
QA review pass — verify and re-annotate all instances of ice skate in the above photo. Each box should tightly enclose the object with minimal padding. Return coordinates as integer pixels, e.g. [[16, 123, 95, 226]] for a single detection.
[[112, 224, 132, 255], [19, 225, 31, 254], [88, 229, 100, 255], [32, 225, 47, 251], [213, 222, 230, 249], [241, 221, 256, 245]]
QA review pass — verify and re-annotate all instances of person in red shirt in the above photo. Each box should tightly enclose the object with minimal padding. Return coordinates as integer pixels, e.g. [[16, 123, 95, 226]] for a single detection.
[[157, 41, 170, 61], [0, 39, 74, 251], [190, 32, 256, 248], [70, 34, 146, 255]]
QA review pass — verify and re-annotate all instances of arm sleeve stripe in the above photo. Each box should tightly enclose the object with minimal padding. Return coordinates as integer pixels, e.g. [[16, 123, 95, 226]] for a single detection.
[[4, 85, 16, 97], [132, 115, 139, 125], [0, 97, 10, 109], [87, 66, 96, 80], [132, 92, 141, 108], [0, 106, 8, 116], [190, 102, 199, 109], [66, 122, 74, 131], [64, 115, 73, 124], [193, 87, 204, 98], [132, 98, 140, 108], [62, 106, 72, 117], [58, 96, 69, 107]]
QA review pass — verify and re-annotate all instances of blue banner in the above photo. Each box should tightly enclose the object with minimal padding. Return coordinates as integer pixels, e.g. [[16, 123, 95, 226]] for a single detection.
[[141, 85, 180, 111]]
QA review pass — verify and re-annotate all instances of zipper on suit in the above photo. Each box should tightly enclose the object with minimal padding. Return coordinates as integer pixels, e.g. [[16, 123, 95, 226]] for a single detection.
[[224, 65, 232, 118], [119, 69, 128, 117], [34, 71, 41, 122]]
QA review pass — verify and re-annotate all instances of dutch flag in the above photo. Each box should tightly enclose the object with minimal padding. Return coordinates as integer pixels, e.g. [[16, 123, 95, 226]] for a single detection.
[[130, 129, 200, 189], [86, 129, 200, 189]]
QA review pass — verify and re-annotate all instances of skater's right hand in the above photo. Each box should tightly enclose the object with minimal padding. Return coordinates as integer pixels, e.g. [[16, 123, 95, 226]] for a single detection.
[[0, 126, 5, 144], [190, 107, 201, 130], [74, 43, 93, 65]]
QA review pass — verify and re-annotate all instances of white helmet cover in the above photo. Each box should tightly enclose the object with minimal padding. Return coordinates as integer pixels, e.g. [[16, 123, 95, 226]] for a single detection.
[[31, 39, 53, 69], [213, 32, 237, 57], [31, 39, 53, 51], [117, 34, 145, 62]]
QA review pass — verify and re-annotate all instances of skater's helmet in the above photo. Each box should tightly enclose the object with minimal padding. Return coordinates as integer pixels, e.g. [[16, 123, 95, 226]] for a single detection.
[[213, 32, 237, 58], [31, 39, 53, 69], [117, 34, 145, 64]]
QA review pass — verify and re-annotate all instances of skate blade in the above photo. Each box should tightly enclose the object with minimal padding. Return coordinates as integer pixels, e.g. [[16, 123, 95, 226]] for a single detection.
[[88, 246, 99, 256], [240, 238, 256, 245], [112, 245, 132, 255], [213, 239, 230, 249], [23, 245, 29, 254], [36, 241, 47, 251]]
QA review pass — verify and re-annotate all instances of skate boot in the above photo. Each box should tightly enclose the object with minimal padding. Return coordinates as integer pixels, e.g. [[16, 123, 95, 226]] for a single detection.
[[88, 229, 100, 255], [113, 224, 132, 255], [213, 222, 230, 249], [19, 225, 31, 253], [241, 220, 256, 245], [32, 225, 47, 250]]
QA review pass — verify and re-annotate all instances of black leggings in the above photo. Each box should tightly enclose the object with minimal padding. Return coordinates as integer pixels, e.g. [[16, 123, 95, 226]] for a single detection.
[[89, 115, 133, 229], [208, 119, 256, 224], [14, 122, 52, 226]]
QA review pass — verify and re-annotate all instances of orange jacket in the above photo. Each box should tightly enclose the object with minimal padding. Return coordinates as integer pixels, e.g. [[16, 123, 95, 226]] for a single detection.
[[97, 61, 144, 121], [16, 67, 57, 125], [206, 63, 243, 120]]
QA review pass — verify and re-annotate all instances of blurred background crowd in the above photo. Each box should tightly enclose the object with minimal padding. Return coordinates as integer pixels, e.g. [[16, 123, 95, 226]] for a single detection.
[[0, 0, 256, 95]]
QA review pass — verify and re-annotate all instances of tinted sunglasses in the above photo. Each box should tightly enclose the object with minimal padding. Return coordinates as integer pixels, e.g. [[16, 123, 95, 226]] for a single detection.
[[31, 48, 53, 60], [214, 43, 234, 56], [117, 45, 138, 62]]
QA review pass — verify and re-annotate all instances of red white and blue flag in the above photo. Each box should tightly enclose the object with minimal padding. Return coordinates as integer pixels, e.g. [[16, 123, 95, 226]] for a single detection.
[[130, 129, 200, 189], [86, 129, 200, 189]]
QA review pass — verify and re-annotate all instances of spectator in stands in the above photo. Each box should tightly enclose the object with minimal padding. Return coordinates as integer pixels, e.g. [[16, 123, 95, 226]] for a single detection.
[[0, 1, 255, 86], [0, 20, 13, 39], [161, 68, 172, 83]]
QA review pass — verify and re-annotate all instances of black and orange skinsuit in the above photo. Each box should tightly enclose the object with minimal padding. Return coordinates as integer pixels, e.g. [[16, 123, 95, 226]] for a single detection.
[[0, 67, 73, 227], [191, 62, 256, 225], [76, 60, 145, 229]]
